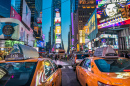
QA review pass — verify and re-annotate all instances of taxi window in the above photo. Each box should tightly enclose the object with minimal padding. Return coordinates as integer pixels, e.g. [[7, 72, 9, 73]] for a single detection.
[[0, 62, 37, 86], [50, 60, 58, 70], [83, 59, 91, 69], [80, 59, 86, 66], [10, 45, 21, 54], [77, 55, 88, 59], [95, 59, 130, 72], [44, 60, 54, 78]]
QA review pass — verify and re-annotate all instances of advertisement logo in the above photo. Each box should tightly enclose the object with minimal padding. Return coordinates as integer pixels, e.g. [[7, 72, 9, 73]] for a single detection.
[[55, 26, 61, 34], [56, 44, 61, 49], [97, 0, 130, 29], [105, 3, 118, 17]]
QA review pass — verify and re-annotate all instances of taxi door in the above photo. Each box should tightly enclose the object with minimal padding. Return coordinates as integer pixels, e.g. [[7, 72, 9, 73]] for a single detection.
[[41, 60, 56, 86], [80, 59, 94, 86], [77, 59, 86, 85], [50, 60, 62, 86]]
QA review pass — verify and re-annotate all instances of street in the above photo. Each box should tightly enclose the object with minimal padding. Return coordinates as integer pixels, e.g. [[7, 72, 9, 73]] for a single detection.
[[53, 60, 81, 86]]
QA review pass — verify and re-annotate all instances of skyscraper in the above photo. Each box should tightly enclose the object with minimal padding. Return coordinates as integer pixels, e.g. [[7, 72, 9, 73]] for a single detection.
[[72, 0, 96, 49], [25, 0, 42, 28], [51, 0, 61, 50]]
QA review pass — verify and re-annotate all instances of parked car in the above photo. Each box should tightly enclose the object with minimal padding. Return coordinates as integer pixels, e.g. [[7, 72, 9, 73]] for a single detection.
[[71, 54, 89, 70], [76, 46, 130, 86], [0, 44, 62, 86]]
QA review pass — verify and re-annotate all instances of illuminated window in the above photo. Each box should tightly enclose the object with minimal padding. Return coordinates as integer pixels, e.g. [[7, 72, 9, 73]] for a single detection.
[[91, 6, 95, 8], [87, 7, 90, 8]]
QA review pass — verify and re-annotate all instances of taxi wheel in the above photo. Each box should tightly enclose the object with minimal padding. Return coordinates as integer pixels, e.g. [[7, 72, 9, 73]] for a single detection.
[[86, 83, 88, 86]]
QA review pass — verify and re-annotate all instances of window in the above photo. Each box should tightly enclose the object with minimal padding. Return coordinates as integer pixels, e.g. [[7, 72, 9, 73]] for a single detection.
[[44, 60, 54, 78], [50, 60, 58, 70], [83, 59, 91, 69], [95, 59, 130, 72], [0, 62, 37, 86], [80, 59, 86, 66]]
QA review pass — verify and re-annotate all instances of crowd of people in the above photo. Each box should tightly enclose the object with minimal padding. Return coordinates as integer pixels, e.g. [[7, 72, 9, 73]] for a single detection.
[[120, 52, 130, 59], [43, 53, 72, 61]]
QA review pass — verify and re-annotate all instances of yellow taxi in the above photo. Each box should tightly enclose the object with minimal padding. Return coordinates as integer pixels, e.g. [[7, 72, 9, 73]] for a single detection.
[[0, 44, 62, 86], [76, 46, 130, 86]]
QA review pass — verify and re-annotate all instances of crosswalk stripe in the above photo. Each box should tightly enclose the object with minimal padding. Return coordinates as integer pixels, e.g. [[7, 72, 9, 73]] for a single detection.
[[61, 66, 66, 69], [68, 66, 73, 69]]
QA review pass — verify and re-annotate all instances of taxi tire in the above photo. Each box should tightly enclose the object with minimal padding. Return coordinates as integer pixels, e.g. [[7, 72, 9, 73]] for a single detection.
[[86, 83, 88, 86]]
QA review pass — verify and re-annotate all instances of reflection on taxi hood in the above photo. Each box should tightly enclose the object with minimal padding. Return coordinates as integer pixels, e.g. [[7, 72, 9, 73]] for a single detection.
[[102, 72, 130, 79], [101, 72, 130, 85]]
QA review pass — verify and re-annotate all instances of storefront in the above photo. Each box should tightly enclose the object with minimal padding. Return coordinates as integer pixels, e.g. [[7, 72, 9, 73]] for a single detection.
[[118, 28, 130, 53], [0, 40, 24, 56], [0, 18, 35, 57], [96, 0, 130, 54]]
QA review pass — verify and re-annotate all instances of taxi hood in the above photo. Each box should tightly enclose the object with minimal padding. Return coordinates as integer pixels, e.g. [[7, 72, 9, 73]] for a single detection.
[[101, 72, 130, 85]]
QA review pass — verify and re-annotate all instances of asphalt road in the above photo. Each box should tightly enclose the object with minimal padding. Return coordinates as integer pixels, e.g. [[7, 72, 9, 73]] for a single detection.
[[57, 60, 81, 86]]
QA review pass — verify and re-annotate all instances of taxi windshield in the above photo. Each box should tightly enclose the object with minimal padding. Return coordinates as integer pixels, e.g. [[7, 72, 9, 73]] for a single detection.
[[95, 59, 130, 72], [0, 62, 37, 86], [77, 54, 89, 59]]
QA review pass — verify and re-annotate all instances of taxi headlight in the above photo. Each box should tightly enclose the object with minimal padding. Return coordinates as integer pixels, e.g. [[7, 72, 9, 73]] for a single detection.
[[98, 81, 114, 86]]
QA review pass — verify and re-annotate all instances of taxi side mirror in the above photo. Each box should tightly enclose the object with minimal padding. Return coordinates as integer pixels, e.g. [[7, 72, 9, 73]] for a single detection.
[[58, 65, 63, 68]]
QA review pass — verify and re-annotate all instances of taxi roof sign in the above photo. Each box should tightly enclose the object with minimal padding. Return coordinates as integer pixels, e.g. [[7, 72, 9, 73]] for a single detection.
[[5, 44, 39, 61], [94, 46, 118, 58]]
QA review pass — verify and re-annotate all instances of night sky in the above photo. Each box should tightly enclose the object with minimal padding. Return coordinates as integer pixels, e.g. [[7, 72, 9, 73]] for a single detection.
[[42, 0, 70, 51]]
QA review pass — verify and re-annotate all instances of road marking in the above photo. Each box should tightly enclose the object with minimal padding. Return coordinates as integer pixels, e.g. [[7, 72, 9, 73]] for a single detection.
[[61, 66, 65, 69], [68, 66, 73, 69], [53, 60, 69, 65]]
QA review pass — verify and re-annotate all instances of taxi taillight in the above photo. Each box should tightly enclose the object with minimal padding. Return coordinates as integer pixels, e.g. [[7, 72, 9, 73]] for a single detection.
[[123, 69, 130, 72], [98, 81, 114, 86]]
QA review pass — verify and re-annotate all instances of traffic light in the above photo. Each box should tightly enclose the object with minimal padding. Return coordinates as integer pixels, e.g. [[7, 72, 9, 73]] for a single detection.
[[126, 5, 130, 18], [121, 7, 127, 18]]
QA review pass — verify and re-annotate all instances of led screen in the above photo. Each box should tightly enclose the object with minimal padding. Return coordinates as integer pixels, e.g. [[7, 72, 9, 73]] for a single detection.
[[97, 0, 130, 29], [22, 0, 31, 28], [55, 26, 61, 34]]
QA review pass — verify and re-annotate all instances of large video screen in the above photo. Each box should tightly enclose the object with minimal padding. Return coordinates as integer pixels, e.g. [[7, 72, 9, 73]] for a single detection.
[[22, 0, 31, 28], [97, 0, 130, 29]]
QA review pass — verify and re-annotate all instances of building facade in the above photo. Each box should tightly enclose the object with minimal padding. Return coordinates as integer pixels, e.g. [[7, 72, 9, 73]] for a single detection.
[[0, 0, 36, 57], [72, 0, 96, 51], [51, 0, 61, 49]]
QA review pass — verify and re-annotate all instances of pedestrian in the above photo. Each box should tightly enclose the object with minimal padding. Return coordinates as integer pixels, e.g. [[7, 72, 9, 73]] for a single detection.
[[53, 54, 55, 60], [65, 54, 67, 61], [55, 55, 57, 61], [120, 52, 125, 57], [67, 54, 69, 60], [125, 53, 129, 59]]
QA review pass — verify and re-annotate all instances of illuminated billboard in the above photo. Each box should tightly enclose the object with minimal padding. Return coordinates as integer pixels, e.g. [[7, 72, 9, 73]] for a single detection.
[[79, 30, 85, 44], [97, 0, 130, 29], [22, 0, 31, 28], [83, 24, 89, 35], [77, 44, 79, 51], [56, 39, 61, 43], [55, 26, 61, 34], [88, 9, 98, 41], [55, 17, 61, 23], [56, 34, 61, 39], [55, 44, 61, 49]]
